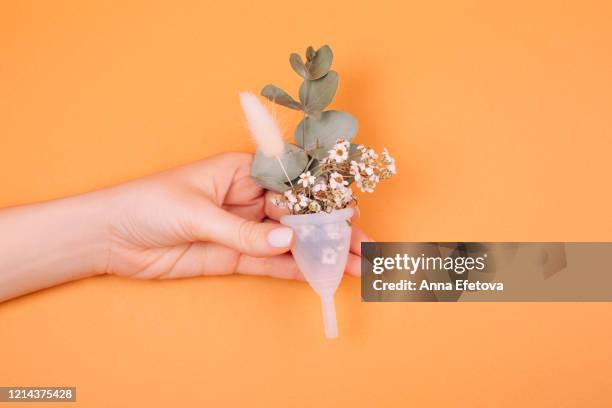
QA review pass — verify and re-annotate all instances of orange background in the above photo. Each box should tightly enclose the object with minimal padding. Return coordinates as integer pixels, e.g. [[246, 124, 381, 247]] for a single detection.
[[1, 1, 612, 406]]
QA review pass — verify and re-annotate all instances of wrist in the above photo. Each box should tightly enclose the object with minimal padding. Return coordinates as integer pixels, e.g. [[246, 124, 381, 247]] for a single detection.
[[67, 190, 114, 276]]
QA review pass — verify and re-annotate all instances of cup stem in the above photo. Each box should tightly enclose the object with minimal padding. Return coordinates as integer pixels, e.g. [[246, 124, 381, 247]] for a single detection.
[[321, 295, 338, 339]]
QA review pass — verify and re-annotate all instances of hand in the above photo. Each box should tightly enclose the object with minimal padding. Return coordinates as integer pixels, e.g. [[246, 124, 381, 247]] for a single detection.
[[103, 152, 369, 280], [0, 152, 371, 301]]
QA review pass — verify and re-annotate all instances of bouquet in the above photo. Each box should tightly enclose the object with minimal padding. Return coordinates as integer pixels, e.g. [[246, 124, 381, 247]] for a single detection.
[[240, 45, 396, 338]]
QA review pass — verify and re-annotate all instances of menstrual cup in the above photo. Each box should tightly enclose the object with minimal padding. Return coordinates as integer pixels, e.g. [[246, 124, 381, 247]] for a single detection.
[[281, 208, 353, 339]]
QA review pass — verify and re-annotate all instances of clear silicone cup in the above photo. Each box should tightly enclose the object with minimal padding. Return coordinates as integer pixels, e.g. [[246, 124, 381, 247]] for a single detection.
[[281, 208, 353, 339]]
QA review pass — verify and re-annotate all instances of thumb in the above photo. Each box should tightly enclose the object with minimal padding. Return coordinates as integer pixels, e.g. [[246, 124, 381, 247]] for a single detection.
[[193, 204, 294, 257]]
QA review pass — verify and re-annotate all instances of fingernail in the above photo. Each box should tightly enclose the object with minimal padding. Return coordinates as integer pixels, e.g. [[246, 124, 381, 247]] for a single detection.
[[268, 227, 293, 248]]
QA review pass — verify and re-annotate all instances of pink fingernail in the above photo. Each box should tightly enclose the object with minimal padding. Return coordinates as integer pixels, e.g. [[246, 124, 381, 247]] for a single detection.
[[268, 227, 293, 248]]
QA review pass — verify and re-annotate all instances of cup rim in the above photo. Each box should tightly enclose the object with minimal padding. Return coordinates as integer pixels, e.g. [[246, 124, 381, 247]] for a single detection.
[[280, 207, 354, 226]]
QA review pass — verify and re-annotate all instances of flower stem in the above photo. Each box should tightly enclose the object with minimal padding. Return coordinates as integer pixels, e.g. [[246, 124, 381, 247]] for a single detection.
[[276, 156, 294, 187]]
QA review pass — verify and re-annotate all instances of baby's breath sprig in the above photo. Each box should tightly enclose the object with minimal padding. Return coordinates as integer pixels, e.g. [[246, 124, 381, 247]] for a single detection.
[[272, 138, 396, 214]]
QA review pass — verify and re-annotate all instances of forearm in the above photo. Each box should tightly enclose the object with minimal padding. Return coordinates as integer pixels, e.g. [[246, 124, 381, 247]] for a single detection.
[[0, 191, 110, 302]]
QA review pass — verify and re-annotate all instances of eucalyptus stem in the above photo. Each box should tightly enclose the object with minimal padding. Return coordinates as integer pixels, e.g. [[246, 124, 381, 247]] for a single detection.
[[301, 109, 307, 152], [305, 154, 316, 170]]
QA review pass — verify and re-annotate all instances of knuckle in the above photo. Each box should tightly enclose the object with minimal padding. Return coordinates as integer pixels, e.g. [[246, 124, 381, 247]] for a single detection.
[[237, 220, 260, 252]]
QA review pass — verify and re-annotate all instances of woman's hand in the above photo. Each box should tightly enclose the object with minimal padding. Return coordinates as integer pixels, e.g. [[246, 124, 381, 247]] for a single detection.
[[103, 152, 369, 280], [0, 152, 370, 301]]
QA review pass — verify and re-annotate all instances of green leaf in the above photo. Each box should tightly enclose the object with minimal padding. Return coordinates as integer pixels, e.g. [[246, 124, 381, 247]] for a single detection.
[[299, 71, 338, 115], [345, 143, 362, 186], [305, 45, 333, 80], [349, 143, 362, 160], [290, 46, 334, 80], [306, 46, 316, 61], [261, 84, 302, 110], [251, 175, 292, 192], [308, 110, 322, 120], [251, 143, 308, 192], [289, 53, 307, 78], [294, 110, 358, 159]]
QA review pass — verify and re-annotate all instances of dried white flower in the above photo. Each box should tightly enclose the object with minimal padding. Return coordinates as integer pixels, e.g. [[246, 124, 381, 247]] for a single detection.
[[313, 182, 328, 192], [362, 148, 378, 160], [329, 172, 348, 189], [382, 148, 397, 175], [382, 148, 393, 162], [298, 194, 309, 208], [298, 171, 316, 187], [308, 201, 322, 213], [331, 187, 352, 207], [284, 190, 297, 204], [336, 138, 350, 149], [328, 143, 349, 163], [357, 177, 376, 193], [271, 195, 285, 208], [269, 138, 395, 215]]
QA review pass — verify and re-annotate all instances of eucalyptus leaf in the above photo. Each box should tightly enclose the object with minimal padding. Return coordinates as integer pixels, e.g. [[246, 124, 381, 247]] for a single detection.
[[294, 110, 358, 159], [299, 71, 338, 115], [289, 53, 307, 78], [251, 176, 292, 192], [261, 84, 302, 110], [349, 143, 362, 160], [341, 144, 363, 186], [306, 46, 316, 61], [251, 143, 308, 192], [305, 45, 333, 80], [308, 110, 322, 120]]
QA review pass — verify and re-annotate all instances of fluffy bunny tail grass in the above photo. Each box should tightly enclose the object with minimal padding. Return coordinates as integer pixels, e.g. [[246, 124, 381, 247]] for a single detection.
[[239, 92, 284, 157]]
